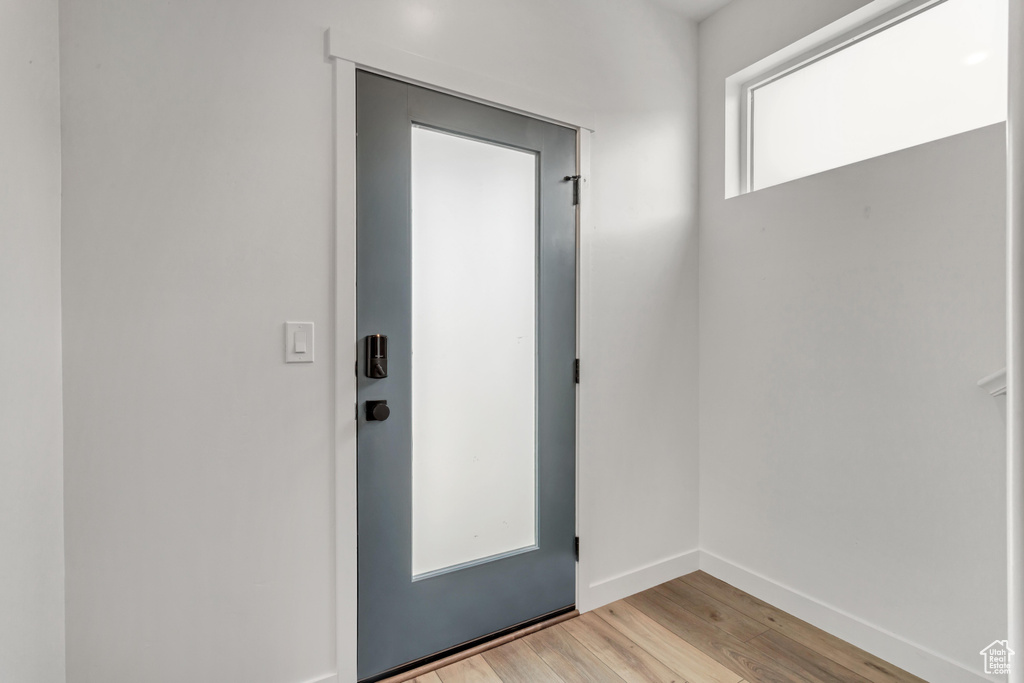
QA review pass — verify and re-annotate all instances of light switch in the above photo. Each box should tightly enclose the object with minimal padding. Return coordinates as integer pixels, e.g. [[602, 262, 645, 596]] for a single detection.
[[285, 322, 314, 363]]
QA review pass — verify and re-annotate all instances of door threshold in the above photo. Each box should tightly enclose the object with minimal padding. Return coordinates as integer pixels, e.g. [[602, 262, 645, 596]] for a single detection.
[[363, 605, 578, 683]]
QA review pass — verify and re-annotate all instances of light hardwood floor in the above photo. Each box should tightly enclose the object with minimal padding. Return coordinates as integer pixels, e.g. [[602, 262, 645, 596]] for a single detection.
[[414, 571, 928, 683]]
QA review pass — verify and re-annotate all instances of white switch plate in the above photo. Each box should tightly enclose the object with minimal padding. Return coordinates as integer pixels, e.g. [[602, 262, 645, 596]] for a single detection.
[[284, 322, 314, 363]]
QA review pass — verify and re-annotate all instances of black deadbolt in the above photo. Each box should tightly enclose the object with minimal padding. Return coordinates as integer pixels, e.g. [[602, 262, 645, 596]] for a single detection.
[[365, 334, 388, 378], [366, 400, 390, 422]]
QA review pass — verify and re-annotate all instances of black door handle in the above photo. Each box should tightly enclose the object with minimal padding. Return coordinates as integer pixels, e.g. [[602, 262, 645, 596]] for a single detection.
[[367, 400, 390, 422]]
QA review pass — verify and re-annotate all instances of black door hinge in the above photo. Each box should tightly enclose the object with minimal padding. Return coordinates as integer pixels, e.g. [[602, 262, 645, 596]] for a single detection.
[[564, 175, 582, 206], [574, 536, 579, 561], [574, 359, 580, 384]]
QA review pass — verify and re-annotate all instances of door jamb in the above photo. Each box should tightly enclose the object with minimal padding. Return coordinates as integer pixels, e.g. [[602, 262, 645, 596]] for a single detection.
[[328, 29, 594, 683]]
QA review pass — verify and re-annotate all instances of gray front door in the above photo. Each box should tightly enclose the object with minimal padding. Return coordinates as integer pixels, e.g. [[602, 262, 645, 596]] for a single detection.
[[356, 71, 577, 681]]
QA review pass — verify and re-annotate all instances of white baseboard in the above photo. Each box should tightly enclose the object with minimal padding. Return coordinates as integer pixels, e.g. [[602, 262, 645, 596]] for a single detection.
[[699, 551, 995, 683], [578, 548, 700, 613], [302, 675, 338, 683]]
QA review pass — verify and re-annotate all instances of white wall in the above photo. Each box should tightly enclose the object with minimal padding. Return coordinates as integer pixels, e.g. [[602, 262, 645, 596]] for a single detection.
[[699, 1, 1007, 679], [59, 0, 337, 679], [0, 0, 66, 680], [59, 0, 700, 681]]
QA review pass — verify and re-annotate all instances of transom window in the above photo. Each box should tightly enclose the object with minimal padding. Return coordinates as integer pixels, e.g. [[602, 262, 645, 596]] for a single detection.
[[726, 0, 1008, 196]]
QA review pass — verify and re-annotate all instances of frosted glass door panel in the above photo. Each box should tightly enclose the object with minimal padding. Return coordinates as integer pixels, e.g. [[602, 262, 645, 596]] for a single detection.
[[411, 126, 538, 578], [752, 0, 1007, 191]]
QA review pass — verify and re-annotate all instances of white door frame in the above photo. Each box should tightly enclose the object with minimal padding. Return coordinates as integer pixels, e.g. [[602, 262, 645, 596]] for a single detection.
[[327, 29, 594, 682]]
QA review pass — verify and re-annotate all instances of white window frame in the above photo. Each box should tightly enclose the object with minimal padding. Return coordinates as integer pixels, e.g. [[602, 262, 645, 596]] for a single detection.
[[726, 0, 952, 197]]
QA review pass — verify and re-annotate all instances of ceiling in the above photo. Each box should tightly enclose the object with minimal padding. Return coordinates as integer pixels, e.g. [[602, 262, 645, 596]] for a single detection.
[[650, 0, 734, 22]]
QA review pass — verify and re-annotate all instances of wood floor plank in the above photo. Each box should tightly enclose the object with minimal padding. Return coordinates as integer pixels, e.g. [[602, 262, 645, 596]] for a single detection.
[[748, 630, 872, 683], [660, 578, 771, 641], [482, 637, 562, 683], [523, 623, 625, 683], [679, 572, 926, 683], [628, 586, 811, 683], [435, 655, 503, 683], [411, 673, 444, 683], [595, 600, 744, 683], [421, 574, 923, 683], [562, 611, 693, 683]]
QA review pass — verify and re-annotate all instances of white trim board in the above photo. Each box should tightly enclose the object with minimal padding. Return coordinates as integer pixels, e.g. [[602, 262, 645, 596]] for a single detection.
[[574, 127, 593, 615], [1007, 1, 1024, 679], [979, 368, 1009, 397], [326, 29, 595, 132], [333, 57, 359, 683], [302, 676, 338, 683], [699, 551, 992, 683], [578, 549, 700, 614]]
